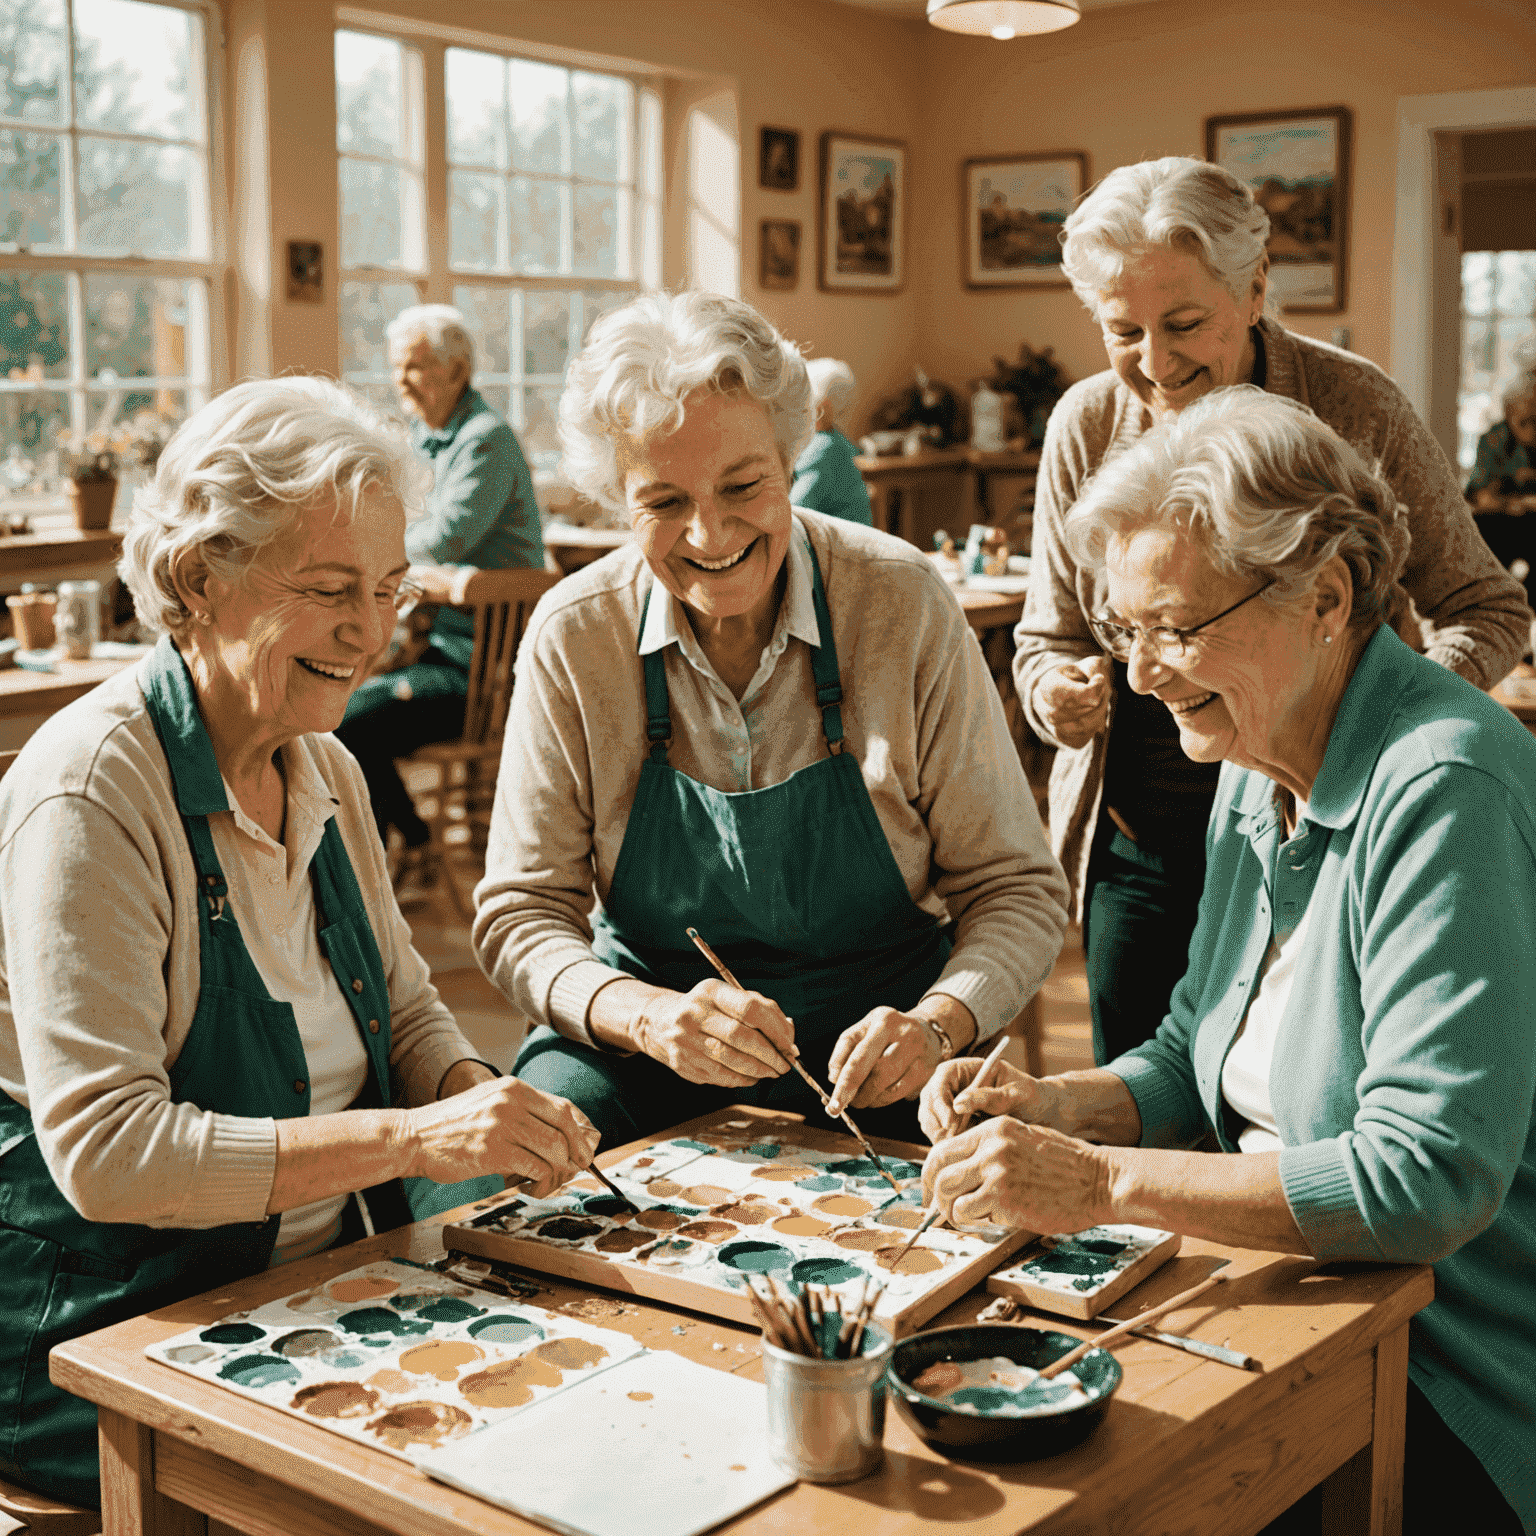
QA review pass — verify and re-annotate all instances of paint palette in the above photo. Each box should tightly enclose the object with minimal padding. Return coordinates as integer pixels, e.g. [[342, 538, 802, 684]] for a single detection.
[[986, 1225, 1181, 1319], [445, 1109, 1036, 1337], [144, 1259, 643, 1461]]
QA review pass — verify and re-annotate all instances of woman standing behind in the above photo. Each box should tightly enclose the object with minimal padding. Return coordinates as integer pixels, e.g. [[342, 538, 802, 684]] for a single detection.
[[1015, 155, 1532, 1066]]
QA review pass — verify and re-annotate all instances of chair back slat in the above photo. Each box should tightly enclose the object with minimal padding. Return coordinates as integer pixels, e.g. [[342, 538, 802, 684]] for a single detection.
[[456, 568, 562, 747], [0, 749, 19, 782]]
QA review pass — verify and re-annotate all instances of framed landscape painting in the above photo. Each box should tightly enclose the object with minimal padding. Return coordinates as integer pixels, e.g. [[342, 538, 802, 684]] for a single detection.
[[1205, 106, 1352, 314], [963, 153, 1086, 289], [819, 131, 905, 294]]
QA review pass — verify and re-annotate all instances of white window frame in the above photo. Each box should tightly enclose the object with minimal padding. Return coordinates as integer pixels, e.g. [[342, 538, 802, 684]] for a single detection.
[[0, 0, 225, 453], [1458, 250, 1536, 474]]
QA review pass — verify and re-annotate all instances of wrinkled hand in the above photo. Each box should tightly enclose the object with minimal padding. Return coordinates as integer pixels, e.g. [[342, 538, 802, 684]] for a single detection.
[[1034, 655, 1112, 749], [922, 1117, 1110, 1234], [826, 1008, 941, 1115], [634, 980, 796, 1088], [404, 1076, 599, 1197], [918, 1056, 1046, 1142]]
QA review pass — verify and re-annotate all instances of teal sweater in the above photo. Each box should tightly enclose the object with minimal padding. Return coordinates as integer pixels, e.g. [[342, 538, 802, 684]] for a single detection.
[[791, 429, 873, 526], [1109, 627, 1536, 1530]]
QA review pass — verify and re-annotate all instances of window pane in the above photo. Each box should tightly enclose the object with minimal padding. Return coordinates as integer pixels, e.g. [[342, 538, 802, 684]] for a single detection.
[[0, 388, 69, 474], [1, 0, 67, 124], [520, 385, 561, 468], [84, 273, 195, 383], [573, 184, 624, 277], [451, 286, 510, 376], [581, 286, 629, 340], [1, 269, 70, 380], [88, 384, 182, 435], [571, 72, 630, 183], [1493, 251, 1536, 321], [77, 136, 203, 256], [335, 31, 403, 159], [1, 129, 63, 248], [450, 169, 505, 272], [339, 278, 418, 380], [507, 58, 567, 174], [340, 158, 410, 268], [74, 0, 201, 141], [1462, 253, 1494, 318], [522, 289, 570, 377], [446, 49, 505, 169], [509, 177, 566, 274]]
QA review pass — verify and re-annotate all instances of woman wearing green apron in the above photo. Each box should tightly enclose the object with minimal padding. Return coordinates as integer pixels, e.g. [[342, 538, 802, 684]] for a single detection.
[[477, 292, 1069, 1148], [0, 379, 596, 1507]]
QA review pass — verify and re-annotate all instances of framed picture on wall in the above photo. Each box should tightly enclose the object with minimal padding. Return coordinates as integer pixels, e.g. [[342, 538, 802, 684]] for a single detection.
[[818, 131, 906, 294], [962, 153, 1086, 289], [759, 220, 801, 290], [759, 127, 800, 191], [1205, 106, 1352, 314]]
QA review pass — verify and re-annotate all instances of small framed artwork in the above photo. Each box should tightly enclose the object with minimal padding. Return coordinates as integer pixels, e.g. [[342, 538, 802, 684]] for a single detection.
[[759, 219, 801, 291], [759, 126, 800, 191], [285, 240, 323, 303], [962, 153, 1086, 289], [818, 131, 906, 294], [1205, 106, 1352, 314]]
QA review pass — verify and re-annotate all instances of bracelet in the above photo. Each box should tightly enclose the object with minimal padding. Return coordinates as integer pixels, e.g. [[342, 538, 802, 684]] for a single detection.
[[920, 1015, 957, 1063]]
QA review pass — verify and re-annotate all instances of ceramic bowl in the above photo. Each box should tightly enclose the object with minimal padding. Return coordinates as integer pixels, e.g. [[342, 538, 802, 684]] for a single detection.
[[887, 1323, 1121, 1461]]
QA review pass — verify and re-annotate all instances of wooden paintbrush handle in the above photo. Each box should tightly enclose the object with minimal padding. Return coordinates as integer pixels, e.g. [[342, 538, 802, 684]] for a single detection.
[[1039, 1272, 1227, 1379], [948, 1033, 1013, 1138]]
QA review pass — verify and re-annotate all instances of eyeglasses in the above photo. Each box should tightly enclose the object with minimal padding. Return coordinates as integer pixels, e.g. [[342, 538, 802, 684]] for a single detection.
[[1089, 580, 1274, 663], [392, 579, 425, 621]]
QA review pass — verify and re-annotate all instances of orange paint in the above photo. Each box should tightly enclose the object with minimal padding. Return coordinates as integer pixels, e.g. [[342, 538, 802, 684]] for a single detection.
[[833, 1229, 889, 1251], [679, 1185, 732, 1206], [327, 1276, 399, 1304], [365, 1401, 472, 1450], [677, 1220, 738, 1244], [397, 1341, 484, 1381], [636, 1208, 687, 1231], [530, 1337, 608, 1370], [876, 1206, 924, 1229], [628, 1391, 654, 1402], [365, 1369, 413, 1394], [812, 1194, 872, 1218], [876, 1245, 945, 1275], [713, 1201, 779, 1226], [750, 1164, 818, 1181], [458, 1356, 564, 1409], [772, 1213, 833, 1237], [291, 1382, 379, 1420], [646, 1179, 681, 1197]]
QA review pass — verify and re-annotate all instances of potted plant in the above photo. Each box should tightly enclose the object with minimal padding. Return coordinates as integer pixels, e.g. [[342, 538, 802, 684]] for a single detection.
[[55, 431, 120, 531]]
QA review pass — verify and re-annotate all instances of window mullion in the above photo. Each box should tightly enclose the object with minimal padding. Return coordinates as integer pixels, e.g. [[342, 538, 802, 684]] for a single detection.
[[66, 270, 87, 443], [62, 0, 80, 254], [420, 39, 449, 301]]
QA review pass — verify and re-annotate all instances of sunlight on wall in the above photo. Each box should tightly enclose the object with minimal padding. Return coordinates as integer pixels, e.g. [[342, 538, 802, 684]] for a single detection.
[[687, 91, 739, 298]]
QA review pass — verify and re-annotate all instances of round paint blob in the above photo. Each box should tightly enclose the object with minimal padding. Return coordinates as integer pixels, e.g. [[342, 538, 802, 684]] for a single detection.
[[876, 1245, 946, 1275], [291, 1381, 379, 1420], [792, 1175, 843, 1193], [712, 1201, 779, 1227], [635, 1207, 689, 1232], [272, 1329, 340, 1358], [833, 1229, 889, 1252], [645, 1179, 681, 1198], [678, 1185, 732, 1207], [366, 1368, 414, 1394], [718, 1240, 794, 1275], [812, 1194, 873, 1218], [164, 1344, 215, 1365], [876, 1206, 924, 1230], [771, 1213, 832, 1238], [790, 1258, 864, 1286], [530, 1338, 607, 1370], [200, 1323, 266, 1346], [321, 1350, 371, 1369], [366, 1400, 473, 1450], [327, 1275, 400, 1304], [753, 1164, 820, 1183], [396, 1295, 486, 1324], [218, 1354, 301, 1389], [458, 1356, 563, 1409], [595, 1228, 656, 1254], [336, 1307, 433, 1338], [580, 1195, 636, 1219], [1026, 1250, 1120, 1278], [676, 1220, 737, 1245], [467, 1315, 545, 1346], [398, 1341, 484, 1381], [535, 1216, 605, 1242], [646, 1238, 706, 1268]]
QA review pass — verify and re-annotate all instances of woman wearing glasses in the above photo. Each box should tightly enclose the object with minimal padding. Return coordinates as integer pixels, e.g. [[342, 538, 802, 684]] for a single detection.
[[0, 379, 596, 1508], [926, 388, 1536, 1536], [1016, 156, 1531, 1066]]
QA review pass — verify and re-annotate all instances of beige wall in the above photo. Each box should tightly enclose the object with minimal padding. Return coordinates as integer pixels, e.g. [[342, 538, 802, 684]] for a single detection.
[[910, 0, 1536, 396]]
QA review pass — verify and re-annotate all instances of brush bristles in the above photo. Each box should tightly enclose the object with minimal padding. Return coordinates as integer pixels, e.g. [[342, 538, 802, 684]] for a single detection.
[[748, 1276, 887, 1359]]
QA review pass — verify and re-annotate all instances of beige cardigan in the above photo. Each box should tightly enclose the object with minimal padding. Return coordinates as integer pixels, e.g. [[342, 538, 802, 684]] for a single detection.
[[1014, 319, 1535, 918], [0, 658, 476, 1229]]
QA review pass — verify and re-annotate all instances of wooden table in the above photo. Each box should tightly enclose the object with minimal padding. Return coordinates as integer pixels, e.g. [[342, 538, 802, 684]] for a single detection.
[[0, 526, 121, 579], [854, 448, 1042, 549], [1491, 669, 1536, 734], [53, 1130, 1431, 1536], [0, 654, 138, 720], [542, 523, 630, 576]]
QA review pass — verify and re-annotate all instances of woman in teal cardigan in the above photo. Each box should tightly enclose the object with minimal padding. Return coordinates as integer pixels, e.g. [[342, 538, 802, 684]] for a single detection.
[[921, 387, 1535, 1534]]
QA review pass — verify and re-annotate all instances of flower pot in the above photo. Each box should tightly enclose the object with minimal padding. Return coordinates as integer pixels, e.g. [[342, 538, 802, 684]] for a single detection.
[[67, 476, 117, 530]]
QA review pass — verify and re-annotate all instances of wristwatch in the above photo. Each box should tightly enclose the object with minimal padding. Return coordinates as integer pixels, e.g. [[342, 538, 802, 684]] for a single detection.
[[919, 1014, 957, 1063]]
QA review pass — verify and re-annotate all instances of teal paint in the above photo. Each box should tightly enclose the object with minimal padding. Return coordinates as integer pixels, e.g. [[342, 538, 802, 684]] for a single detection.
[[392, 1294, 486, 1323], [217, 1354, 301, 1389], [200, 1323, 266, 1345], [718, 1241, 794, 1275], [335, 1307, 433, 1337], [826, 1157, 921, 1182], [467, 1315, 546, 1345], [790, 1258, 863, 1285], [320, 1349, 370, 1368], [671, 1139, 715, 1152], [793, 1176, 842, 1193], [745, 1142, 782, 1158]]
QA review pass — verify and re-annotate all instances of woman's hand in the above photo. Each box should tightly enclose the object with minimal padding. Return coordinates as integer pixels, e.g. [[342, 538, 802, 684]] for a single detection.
[[634, 980, 796, 1088], [403, 1076, 599, 1197], [826, 1008, 943, 1115], [1034, 656, 1112, 749], [922, 1118, 1111, 1234], [918, 1056, 1047, 1142]]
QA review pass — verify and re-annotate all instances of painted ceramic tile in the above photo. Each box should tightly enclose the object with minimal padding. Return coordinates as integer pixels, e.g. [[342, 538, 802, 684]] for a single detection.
[[145, 1260, 643, 1461], [992, 1225, 1179, 1301]]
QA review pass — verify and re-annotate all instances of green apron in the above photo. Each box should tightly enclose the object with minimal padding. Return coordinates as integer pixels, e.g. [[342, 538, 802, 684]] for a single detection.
[[516, 538, 951, 1147], [0, 637, 484, 1507]]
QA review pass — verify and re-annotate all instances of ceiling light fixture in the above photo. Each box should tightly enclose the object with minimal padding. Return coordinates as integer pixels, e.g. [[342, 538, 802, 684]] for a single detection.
[[926, 0, 1082, 37]]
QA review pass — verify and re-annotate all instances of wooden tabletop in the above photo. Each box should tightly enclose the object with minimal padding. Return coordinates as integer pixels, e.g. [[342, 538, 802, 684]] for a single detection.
[[0, 653, 139, 720], [52, 1125, 1432, 1536], [1491, 669, 1536, 730], [0, 525, 121, 578]]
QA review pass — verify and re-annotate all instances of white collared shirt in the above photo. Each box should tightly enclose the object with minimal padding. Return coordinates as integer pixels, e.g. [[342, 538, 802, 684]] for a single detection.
[[207, 744, 370, 1264]]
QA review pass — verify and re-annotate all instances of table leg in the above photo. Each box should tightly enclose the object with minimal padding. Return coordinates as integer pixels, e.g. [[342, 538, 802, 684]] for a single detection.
[[98, 1414, 206, 1536], [1319, 1322, 1409, 1536]]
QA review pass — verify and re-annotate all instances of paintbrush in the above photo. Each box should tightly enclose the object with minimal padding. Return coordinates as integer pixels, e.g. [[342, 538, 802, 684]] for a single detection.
[[945, 1032, 1014, 1139], [584, 1161, 639, 1214], [883, 1206, 942, 1272], [847, 1279, 886, 1358], [685, 926, 904, 1195], [1038, 1272, 1228, 1380]]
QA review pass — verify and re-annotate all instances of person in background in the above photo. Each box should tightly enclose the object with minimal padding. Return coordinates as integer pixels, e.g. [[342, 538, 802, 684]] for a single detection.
[[790, 357, 874, 526], [335, 304, 543, 905], [1465, 366, 1536, 603], [1014, 155, 1533, 1070]]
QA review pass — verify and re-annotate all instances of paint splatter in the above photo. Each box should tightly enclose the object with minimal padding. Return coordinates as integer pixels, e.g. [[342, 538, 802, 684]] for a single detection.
[[398, 1341, 485, 1380], [366, 1369, 414, 1394], [594, 1228, 654, 1253], [718, 1240, 794, 1275], [458, 1355, 564, 1409], [635, 1207, 689, 1231], [645, 1239, 704, 1267], [833, 1229, 890, 1252], [633, 1157, 654, 1168], [335, 1307, 433, 1338], [328, 1275, 400, 1304], [291, 1382, 379, 1420], [676, 1220, 738, 1244], [535, 1217, 605, 1242], [730, 1464, 747, 1472], [271, 1329, 339, 1358], [670, 1139, 715, 1152], [200, 1323, 265, 1346], [912, 1361, 964, 1395], [812, 1194, 873, 1218], [366, 1401, 473, 1450], [530, 1338, 607, 1370], [712, 1201, 780, 1226], [678, 1185, 733, 1206], [645, 1179, 682, 1197], [559, 1297, 630, 1321], [321, 1350, 371, 1369], [790, 1258, 864, 1286], [876, 1245, 945, 1275], [771, 1213, 833, 1238], [628, 1391, 654, 1402], [217, 1355, 301, 1389], [753, 1164, 820, 1182], [466, 1314, 546, 1345], [164, 1344, 215, 1365], [392, 1295, 486, 1324]]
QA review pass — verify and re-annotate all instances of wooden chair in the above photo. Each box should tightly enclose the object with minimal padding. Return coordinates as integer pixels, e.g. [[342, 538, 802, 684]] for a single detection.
[[0, 1474, 100, 1536], [400, 567, 562, 916]]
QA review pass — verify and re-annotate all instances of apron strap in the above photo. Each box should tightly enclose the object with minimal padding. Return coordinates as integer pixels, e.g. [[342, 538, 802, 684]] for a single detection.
[[637, 584, 673, 762]]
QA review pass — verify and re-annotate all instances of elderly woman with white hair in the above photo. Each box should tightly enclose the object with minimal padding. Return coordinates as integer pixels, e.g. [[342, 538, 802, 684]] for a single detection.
[[474, 291, 1067, 1148], [926, 387, 1536, 1535], [790, 357, 873, 525], [1016, 155, 1532, 1070], [0, 378, 596, 1507]]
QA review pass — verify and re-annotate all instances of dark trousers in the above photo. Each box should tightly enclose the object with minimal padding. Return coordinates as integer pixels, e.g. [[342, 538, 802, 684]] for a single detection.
[[1082, 818, 1208, 1066], [1259, 1379, 1521, 1535], [1473, 510, 1535, 599], [334, 648, 466, 848]]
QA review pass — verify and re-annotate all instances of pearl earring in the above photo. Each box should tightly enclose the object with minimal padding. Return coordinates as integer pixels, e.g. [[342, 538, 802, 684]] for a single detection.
[[1324, 634, 1333, 645]]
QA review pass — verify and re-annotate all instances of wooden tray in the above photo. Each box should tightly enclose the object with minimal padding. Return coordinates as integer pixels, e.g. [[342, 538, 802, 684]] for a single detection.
[[444, 1105, 1034, 1338], [986, 1225, 1182, 1320]]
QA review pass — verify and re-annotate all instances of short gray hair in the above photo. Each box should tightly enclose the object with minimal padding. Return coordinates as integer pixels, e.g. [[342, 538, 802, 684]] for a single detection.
[[121, 377, 429, 636], [386, 303, 475, 375], [1061, 156, 1274, 317], [558, 291, 814, 513], [1501, 366, 1536, 412], [1064, 386, 1409, 631], [806, 357, 858, 425]]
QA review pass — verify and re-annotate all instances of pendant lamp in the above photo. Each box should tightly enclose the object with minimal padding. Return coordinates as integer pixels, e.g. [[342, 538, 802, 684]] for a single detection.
[[926, 0, 1082, 38]]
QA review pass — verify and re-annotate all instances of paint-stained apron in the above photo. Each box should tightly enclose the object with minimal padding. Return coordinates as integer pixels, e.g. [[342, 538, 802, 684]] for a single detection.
[[0, 638, 487, 1507], [516, 541, 951, 1147]]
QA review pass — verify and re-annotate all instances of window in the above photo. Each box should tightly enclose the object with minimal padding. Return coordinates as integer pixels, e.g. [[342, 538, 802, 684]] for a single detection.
[[337, 32, 659, 471], [0, 0, 214, 483], [1459, 250, 1536, 474]]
